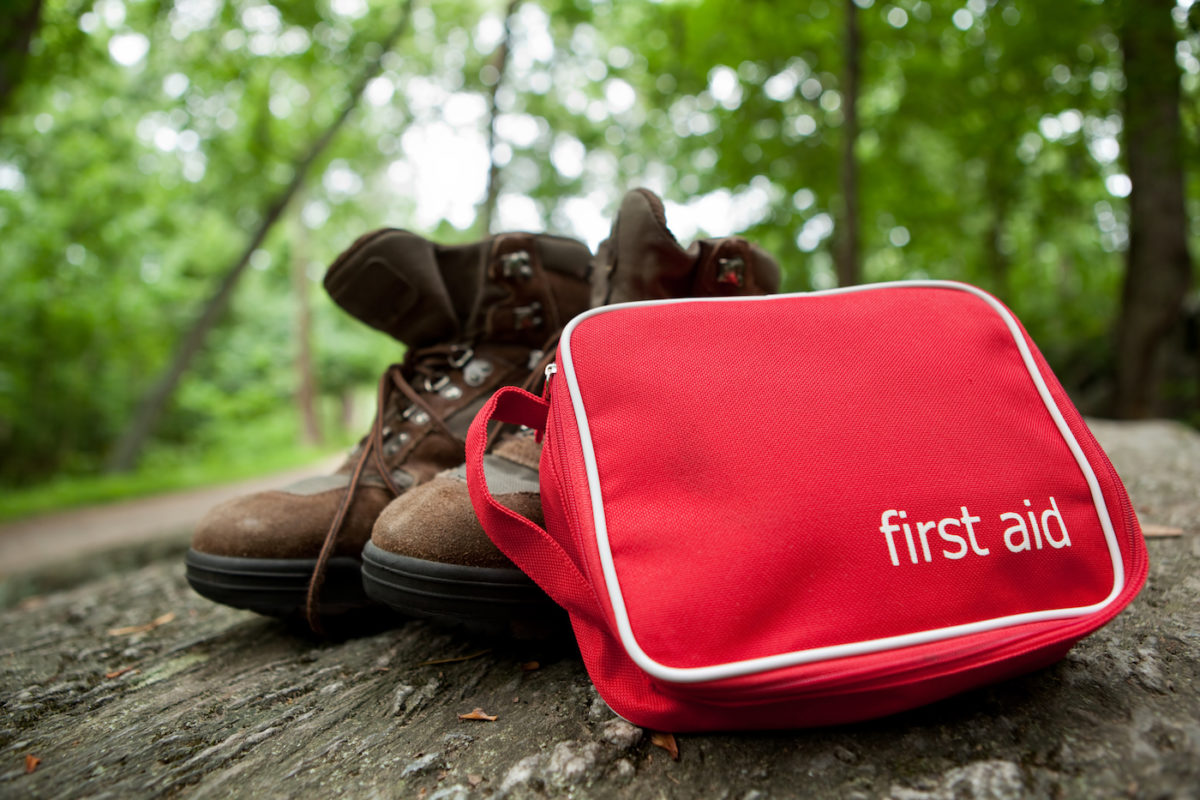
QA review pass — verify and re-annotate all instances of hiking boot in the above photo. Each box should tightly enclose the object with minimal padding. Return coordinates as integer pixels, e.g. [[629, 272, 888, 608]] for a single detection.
[[361, 188, 780, 635], [592, 187, 781, 304], [362, 425, 561, 637], [185, 230, 592, 630]]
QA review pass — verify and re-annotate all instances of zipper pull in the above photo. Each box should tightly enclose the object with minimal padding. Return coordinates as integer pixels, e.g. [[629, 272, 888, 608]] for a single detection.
[[535, 362, 558, 443], [541, 362, 557, 402]]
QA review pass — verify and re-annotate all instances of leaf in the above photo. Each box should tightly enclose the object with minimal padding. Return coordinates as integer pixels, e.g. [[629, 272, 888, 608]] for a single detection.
[[1142, 524, 1184, 538], [468, 774, 483, 787], [24, 754, 40, 774], [650, 732, 680, 761], [457, 708, 498, 722], [520, 661, 540, 671], [107, 612, 175, 637]]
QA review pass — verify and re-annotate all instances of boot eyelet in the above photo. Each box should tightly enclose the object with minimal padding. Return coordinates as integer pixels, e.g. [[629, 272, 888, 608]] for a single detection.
[[463, 358, 493, 387], [448, 346, 474, 368], [383, 431, 408, 456], [440, 384, 463, 400], [514, 302, 543, 329], [410, 410, 430, 426], [716, 255, 746, 287], [423, 375, 450, 393], [500, 250, 533, 280]]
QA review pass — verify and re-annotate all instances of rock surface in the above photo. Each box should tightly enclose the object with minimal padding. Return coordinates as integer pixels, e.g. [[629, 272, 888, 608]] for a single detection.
[[1, 420, 1198, 799]]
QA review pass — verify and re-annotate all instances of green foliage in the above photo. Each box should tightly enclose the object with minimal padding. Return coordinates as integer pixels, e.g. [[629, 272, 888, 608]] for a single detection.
[[0, 404, 353, 522], [0, 0, 417, 486], [0, 0, 1195, 501]]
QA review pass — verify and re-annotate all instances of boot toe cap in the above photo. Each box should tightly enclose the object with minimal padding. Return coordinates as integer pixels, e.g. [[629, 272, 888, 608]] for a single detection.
[[370, 476, 541, 570], [191, 484, 391, 560]]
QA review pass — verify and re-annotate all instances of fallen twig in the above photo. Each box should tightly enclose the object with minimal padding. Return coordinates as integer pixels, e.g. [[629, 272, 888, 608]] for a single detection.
[[107, 612, 175, 637], [419, 649, 491, 666], [104, 665, 139, 679], [1142, 524, 1185, 538]]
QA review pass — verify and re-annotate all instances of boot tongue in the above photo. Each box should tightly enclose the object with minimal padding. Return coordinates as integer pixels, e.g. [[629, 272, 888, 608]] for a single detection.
[[420, 235, 562, 345], [323, 229, 462, 347], [431, 239, 492, 337]]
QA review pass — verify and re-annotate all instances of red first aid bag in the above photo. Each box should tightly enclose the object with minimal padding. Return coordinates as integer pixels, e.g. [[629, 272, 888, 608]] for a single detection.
[[466, 281, 1147, 731]]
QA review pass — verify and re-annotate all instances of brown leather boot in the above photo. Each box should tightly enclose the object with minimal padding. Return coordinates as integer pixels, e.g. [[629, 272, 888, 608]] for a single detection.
[[185, 231, 592, 630], [361, 188, 780, 635], [592, 187, 781, 304]]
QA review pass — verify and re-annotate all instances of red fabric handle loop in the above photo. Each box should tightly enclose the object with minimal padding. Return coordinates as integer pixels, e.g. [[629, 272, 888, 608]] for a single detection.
[[466, 386, 595, 611]]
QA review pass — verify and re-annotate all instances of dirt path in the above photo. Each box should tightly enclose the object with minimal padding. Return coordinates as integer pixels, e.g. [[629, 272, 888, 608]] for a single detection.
[[0, 457, 342, 580]]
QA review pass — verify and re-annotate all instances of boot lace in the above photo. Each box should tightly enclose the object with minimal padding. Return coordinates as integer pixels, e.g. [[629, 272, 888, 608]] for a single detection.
[[303, 335, 562, 633], [304, 344, 469, 632]]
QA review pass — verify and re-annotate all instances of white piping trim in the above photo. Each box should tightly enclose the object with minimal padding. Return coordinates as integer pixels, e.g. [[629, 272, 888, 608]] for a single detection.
[[558, 280, 1126, 685]]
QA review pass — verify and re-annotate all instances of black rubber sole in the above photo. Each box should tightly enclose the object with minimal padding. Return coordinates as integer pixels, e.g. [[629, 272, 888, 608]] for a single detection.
[[185, 549, 375, 619], [361, 541, 566, 637]]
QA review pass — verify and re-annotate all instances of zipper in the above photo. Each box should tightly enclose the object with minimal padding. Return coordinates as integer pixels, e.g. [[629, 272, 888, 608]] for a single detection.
[[657, 448, 1144, 705], [550, 396, 586, 552], [531, 347, 602, 600], [546, 359, 618, 612], [548, 366, 1139, 695], [655, 608, 1099, 702], [656, 626, 1083, 706], [544, 301, 1144, 702], [1070, 416, 1145, 589], [1098, 438, 1144, 581]]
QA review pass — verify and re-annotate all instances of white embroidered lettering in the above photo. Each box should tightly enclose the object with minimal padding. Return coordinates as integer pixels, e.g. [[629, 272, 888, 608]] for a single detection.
[[881, 498, 1072, 566]]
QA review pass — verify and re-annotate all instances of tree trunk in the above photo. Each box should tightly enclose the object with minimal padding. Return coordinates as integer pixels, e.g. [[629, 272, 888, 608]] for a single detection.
[[835, 0, 861, 287], [479, 0, 521, 236], [1113, 0, 1194, 418], [0, 0, 42, 120], [984, 166, 1012, 298], [292, 215, 323, 446], [105, 2, 414, 472]]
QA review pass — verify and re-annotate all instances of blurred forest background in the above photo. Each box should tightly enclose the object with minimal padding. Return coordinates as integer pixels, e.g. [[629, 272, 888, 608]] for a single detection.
[[0, 0, 1197, 518]]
